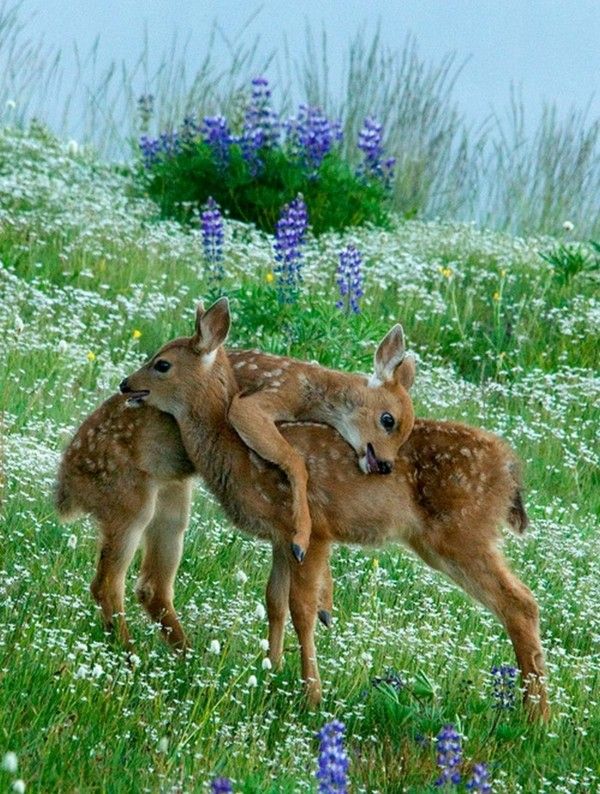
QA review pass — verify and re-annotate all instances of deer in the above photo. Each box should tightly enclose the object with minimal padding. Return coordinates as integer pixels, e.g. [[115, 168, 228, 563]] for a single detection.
[[227, 323, 415, 564], [55, 297, 549, 720]]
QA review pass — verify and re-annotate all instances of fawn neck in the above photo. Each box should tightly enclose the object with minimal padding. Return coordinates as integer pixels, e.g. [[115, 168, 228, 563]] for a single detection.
[[176, 351, 253, 505]]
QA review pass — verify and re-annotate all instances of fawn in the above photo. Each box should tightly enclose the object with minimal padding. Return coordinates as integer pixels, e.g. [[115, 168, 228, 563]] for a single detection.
[[227, 322, 415, 563], [55, 298, 548, 719]]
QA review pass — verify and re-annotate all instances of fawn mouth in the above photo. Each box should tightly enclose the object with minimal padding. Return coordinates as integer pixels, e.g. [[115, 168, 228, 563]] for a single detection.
[[364, 443, 393, 475], [125, 390, 150, 407], [365, 443, 381, 474]]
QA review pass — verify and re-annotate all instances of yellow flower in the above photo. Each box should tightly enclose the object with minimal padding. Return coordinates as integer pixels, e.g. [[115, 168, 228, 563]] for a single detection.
[[265, 272, 275, 284], [86, 351, 96, 362], [492, 291, 501, 301], [498, 351, 506, 360], [132, 329, 142, 339], [372, 557, 379, 569], [500, 269, 507, 278], [441, 266, 453, 279]]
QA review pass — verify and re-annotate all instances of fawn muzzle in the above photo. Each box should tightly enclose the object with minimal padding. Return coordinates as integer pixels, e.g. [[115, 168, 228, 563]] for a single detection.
[[365, 442, 394, 475], [119, 377, 150, 406]]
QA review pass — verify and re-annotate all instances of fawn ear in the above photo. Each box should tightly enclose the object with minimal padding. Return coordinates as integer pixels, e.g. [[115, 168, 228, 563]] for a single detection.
[[374, 324, 406, 383], [394, 355, 416, 390], [193, 297, 230, 354]]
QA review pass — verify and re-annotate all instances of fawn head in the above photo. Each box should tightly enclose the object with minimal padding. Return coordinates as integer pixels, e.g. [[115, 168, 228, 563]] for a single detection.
[[353, 324, 415, 475], [120, 298, 231, 417]]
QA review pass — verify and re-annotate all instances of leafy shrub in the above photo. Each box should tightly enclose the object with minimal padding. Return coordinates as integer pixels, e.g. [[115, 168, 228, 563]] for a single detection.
[[138, 78, 394, 234], [539, 240, 600, 286]]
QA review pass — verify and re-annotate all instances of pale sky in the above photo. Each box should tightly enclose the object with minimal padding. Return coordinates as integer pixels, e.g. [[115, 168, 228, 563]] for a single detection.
[[18, 0, 600, 130]]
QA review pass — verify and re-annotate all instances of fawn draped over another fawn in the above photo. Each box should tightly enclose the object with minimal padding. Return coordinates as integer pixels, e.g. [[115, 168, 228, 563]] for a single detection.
[[228, 322, 415, 562], [55, 298, 549, 720]]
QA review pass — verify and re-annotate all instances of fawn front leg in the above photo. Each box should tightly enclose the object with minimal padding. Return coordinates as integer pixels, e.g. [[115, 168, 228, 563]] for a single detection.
[[229, 391, 312, 562], [267, 542, 290, 668]]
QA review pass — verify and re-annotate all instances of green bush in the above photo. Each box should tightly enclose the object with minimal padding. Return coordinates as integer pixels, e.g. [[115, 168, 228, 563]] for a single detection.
[[138, 78, 394, 234]]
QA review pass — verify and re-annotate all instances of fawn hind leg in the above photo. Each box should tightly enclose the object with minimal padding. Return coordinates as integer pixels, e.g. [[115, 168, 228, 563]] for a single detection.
[[288, 540, 331, 707], [318, 555, 334, 628], [229, 391, 312, 562], [411, 534, 549, 721], [90, 485, 157, 647], [136, 479, 193, 651]]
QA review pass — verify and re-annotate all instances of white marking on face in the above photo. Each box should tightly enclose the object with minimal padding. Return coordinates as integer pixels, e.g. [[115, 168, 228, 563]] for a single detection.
[[330, 414, 362, 454], [368, 373, 383, 388], [203, 349, 217, 367]]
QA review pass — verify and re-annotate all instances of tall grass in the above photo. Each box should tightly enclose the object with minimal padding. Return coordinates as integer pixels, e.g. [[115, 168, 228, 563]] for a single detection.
[[0, 2, 599, 235]]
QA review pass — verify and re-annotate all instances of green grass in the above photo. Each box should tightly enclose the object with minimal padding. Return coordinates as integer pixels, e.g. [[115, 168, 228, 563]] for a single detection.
[[0, 125, 599, 792]]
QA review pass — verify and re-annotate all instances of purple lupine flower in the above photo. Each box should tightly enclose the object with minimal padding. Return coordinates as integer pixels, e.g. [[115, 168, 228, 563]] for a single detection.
[[201, 197, 225, 282], [491, 665, 517, 710], [357, 116, 395, 187], [336, 245, 364, 314], [316, 720, 349, 794], [358, 116, 384, 172], [242, 76, 280, 174], [139, 134, 161, 168], [139, 126, 182, 168], [202, 115, 232, 166], [157, 130, 181, 158], [286, 105, 343, 174], [273, 194, 308, 303], [434, 724, 462, 787], [466, 763, 492, 793], [210, 777, 233, 794]]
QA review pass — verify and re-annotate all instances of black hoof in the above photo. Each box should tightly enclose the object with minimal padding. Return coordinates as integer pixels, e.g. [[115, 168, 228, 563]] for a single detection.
[[318, 609, 332, 628], [291, 543, 305, 563]]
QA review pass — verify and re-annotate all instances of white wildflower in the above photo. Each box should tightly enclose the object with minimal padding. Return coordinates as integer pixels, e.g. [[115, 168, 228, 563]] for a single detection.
[[5, 99, 16, 110], [2, 752, 18, 773], [261, 657, 272, 671], [234, 569, 248, 585], [91, 664, 103, 678], [74, 664, 89, 679], [254, 603, 266, 621], [208, 639, 221, 655], [259, 638, 269, 652], [67, 140, 79, 155], [12, 781, 25, 794], [57, 339, 68, 354], [67, 534, 78, 549], [247, 674, 258, 687], [562, 220, 574, 232], [14, 315, 24, 333], [157, 737, 169, 753]]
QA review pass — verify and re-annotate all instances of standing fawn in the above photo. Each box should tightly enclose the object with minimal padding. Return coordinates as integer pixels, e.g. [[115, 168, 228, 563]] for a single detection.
[[227, 322, 415, 563], [55, 298, 548, 720]]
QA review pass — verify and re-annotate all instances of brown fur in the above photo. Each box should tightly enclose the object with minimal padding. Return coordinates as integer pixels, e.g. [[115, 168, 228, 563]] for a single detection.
[[227, 322, 415, 559], [55, 299, 548, 719]]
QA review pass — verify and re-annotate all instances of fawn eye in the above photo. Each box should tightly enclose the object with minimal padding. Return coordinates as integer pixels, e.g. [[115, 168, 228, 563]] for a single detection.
[[154, 359, 171, 373], [380, 412, 395, 431]]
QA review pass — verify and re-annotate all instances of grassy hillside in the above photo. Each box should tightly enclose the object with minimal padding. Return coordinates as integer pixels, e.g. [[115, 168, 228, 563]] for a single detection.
[[0, 125, 599, 792]]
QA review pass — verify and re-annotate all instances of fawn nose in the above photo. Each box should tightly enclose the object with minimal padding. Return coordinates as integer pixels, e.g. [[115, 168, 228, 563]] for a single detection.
[[119, 378, 131, 393], [378, 460, 393, 475]]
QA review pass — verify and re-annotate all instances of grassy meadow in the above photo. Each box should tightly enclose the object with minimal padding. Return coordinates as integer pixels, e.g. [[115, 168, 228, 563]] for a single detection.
[[0, 124, 599, 793]]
